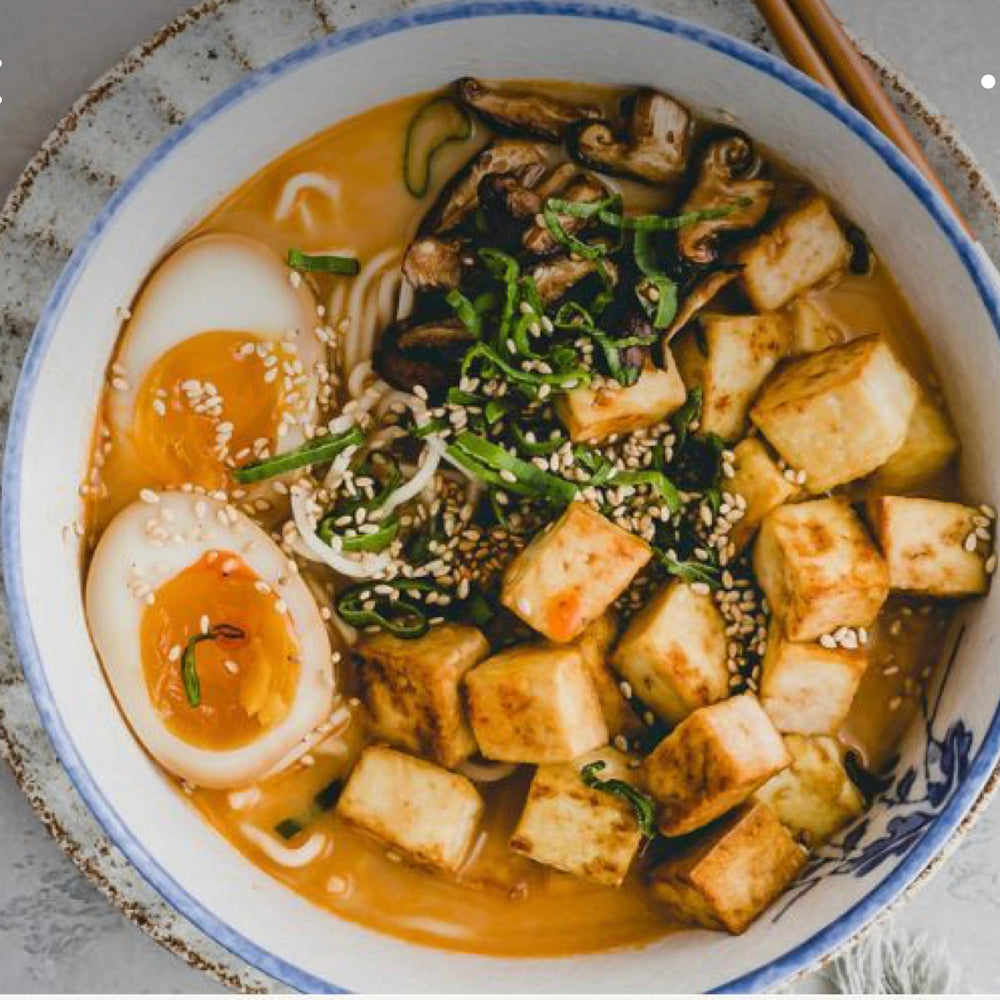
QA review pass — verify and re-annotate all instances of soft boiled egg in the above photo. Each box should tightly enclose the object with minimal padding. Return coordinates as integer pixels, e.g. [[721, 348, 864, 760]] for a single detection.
[[86, 490, 335, 788], [106, 234, 325, 496]]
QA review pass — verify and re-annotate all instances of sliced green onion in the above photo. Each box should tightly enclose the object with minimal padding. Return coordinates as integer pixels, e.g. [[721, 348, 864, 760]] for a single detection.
[[450, 431, 578, 503], [638, 274, 679, 329], [542, 198, 612, 260], [513, 425, 565, 456], [633, 228, 659, 277], [613, 470, 681, 513], [462, 343, 590, 392], [466, 589, 495, 629], [446, 288, 483, 337], [403, 95, 474, 198], [336, 582, 433, 639], [180, 623, 246, 708], [287, 249, 360, 275], [656, 549, 720, 589], [580, 761, 657, 838], [599, 200, 751, 231], [337, 516, 401, 553], [233, 426, 364, 484], [671, 388, 703, 452], [484, 399, 509, 426]]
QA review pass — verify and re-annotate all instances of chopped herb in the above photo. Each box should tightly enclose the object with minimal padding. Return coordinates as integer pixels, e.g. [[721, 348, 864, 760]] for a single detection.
[[656, 548, 720, 589], [180, 623, 246, 708], [336, 579, 445, 639], [233, 426, 364, 484], [446, 288, 483, 337], [580, 760, 658, 838], [287, 249, 360, 275]]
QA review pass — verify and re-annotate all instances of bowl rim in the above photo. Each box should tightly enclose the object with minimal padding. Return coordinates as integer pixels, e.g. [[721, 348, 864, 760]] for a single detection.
[[4, 0, 1000, 993]]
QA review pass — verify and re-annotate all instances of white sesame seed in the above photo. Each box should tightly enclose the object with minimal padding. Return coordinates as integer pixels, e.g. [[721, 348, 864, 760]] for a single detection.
[[139, 488, 160, 504]]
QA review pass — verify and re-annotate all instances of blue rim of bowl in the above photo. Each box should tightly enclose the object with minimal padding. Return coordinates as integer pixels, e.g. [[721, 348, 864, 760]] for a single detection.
[[4, 1, 1000, 993]]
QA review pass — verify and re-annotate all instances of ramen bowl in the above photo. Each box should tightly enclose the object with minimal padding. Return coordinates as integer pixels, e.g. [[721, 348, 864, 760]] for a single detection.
[[5, 1, 1000, 992]]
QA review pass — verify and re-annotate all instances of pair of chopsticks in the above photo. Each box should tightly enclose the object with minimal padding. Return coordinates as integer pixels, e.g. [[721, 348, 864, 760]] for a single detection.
[[753, 0, 970, 233]]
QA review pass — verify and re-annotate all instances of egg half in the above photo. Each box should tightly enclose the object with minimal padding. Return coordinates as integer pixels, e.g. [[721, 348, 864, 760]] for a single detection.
[[86, 491, 335, 788], [106, 233, 324, 495]]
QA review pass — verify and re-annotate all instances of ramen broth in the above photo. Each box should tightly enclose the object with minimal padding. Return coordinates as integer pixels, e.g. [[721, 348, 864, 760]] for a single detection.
[[84, 84, 964, 957]]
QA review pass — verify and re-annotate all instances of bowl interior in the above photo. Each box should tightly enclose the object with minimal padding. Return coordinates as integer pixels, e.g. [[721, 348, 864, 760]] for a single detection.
[[6, 3, 1000, 993]]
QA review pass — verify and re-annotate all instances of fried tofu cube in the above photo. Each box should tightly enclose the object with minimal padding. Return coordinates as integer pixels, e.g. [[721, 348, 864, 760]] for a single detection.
[[356, 624, 488, 768], [556, 354, 686, 443], [510, 747, 642, 886], [677, 313, 792, 441], [788, 295, 848, 356], [739, 198, 851, 312], [570, 614, 641, 736], [612, 580, 729, 725], [759, 621, 867, 735], [867, 496, 989, 597], [755, 735, 864, 846], [501, 502, 651, 643], [337, 746, 483, 873], [750, 335, 918, 492], [725, 437, 798, 553], [464, 644, 608, 763], [754, 499, 889, 642], [641, 694, 790, 836], [871, 388, 958, 491], [649, 801, 806, 934]]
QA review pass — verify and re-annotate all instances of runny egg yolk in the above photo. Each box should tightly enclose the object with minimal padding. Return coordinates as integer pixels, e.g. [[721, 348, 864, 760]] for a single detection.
[[140, 552, 300, 750], [132, 330, 294, 492]]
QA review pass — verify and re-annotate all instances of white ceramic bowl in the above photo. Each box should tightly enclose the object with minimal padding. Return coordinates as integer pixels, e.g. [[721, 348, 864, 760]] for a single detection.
[[6, 2, 1000, 992]]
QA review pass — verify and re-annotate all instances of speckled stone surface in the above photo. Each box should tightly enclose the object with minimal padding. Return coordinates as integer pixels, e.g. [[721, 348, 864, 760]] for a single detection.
[[1, 0, 1000, 992]]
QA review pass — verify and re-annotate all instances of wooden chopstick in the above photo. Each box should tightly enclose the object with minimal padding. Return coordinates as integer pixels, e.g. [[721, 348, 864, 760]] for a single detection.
[[754, 0, 971, 233]]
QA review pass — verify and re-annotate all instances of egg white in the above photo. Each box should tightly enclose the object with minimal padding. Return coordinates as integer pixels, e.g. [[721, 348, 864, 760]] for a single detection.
[[85, 490, 335, 788], [106, 233, 325, 479]]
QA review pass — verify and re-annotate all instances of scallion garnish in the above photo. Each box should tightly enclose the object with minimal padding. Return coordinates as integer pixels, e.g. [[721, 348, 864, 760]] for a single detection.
[[180, 623, 246, 708], [287, 249, 360, 275], [233, 426, 364, 484], [512, 424, 565, 456], [580, 760, 658, 839], [446, 288, 484, 337], [656, 549, 721, 589], [336, 579, 444, 639], [449, 430, 578, 503]]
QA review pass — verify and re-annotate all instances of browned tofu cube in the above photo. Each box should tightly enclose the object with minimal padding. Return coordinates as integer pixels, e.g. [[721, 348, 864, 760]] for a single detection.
[[612, 581, 729, 725], [641, 694, 790, 836], [569, 614, 641, 737], [337, 746, 484, 873], [510, 747, 643, 886], [755, 734, 864, 846], [867, 496, 989, 597], [788, 295, 848, 356], [649, 801, 806, 934], [556, 355, 686, 443], [464, 644, 608, 763], [356, 624, 488, 768], [754, 499, 889, 642], [676, 313, 792, 441], [501, 502, 652, 643], [759, 621, 867, 735], [750, 336, 918, 492], [725, 437, 798, 553], [871, 388, 958, 492], [739, 197, 851, 312]]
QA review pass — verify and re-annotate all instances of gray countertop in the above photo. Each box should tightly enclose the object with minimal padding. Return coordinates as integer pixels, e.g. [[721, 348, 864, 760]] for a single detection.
[[1, 0, 999, 992]]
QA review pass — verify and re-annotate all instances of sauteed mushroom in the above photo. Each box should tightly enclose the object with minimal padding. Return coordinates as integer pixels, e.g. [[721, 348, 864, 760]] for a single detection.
[[567, 88, 692, 185], [677, 131, 773, 263], [531, 256, 619, 305], [455, 77, 601, 142], [374, 317, 475, 398], [402, 236, 467, 291], [419, 139, 548, 235], [522, 170, 610, 257], [663, 267, 741, 340]]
